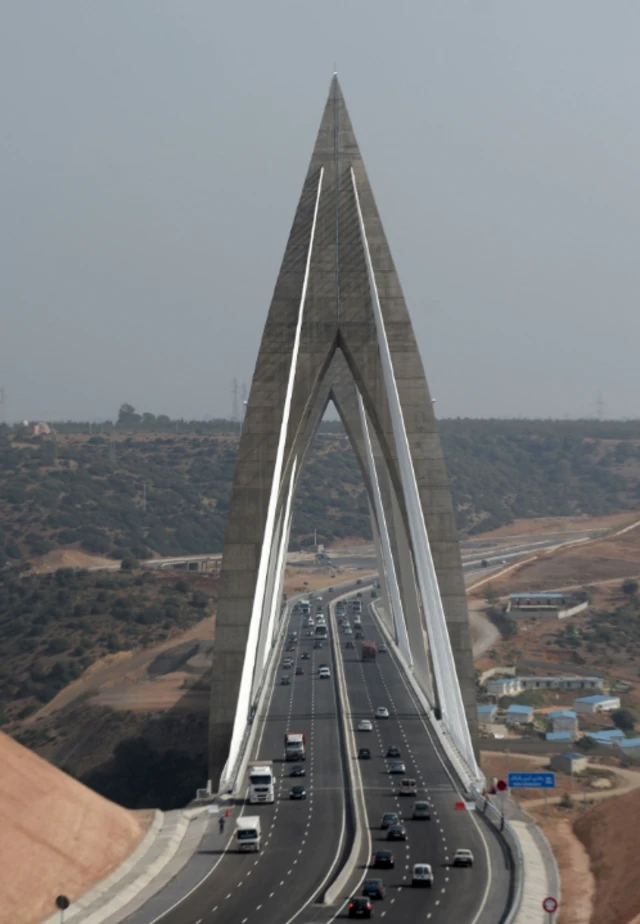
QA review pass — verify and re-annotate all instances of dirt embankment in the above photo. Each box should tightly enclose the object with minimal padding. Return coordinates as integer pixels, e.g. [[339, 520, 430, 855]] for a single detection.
[[0, 732, 150, 924], [573, 787, 640, 924]]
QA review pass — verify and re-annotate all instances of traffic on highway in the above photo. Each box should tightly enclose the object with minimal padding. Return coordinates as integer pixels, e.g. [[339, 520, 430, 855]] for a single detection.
[[126, 582, 512, 924]]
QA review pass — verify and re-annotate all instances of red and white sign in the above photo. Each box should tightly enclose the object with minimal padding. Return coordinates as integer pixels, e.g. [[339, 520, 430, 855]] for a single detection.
[[455, 801, 465, 810], [543, 896, 558, 913], [497, 779, 508, 792]]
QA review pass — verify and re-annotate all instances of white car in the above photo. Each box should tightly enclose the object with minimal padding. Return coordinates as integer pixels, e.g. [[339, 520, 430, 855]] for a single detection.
[[358, 719, 373, 732], [318, 667, 331, 679], [411, 863, 434, 888], [375, 707, 389, 719], [452, 849, 474, 868]]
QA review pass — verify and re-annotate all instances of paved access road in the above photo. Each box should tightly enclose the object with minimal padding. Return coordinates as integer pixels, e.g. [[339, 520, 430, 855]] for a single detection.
[[334, 594, 512, 923]]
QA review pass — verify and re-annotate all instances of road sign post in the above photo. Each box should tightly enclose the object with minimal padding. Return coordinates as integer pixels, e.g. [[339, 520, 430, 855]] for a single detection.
[[496, 779, 507, 829], [543, 895, 558, 921], [508, 772, 556, 789], [55, 895, 70, 924]]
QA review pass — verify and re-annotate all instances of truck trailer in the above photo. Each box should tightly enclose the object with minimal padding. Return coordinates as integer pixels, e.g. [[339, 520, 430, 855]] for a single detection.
[[236, 816, 262, 852], [362, 641, 377, 662], [284, 732, 306, 761]]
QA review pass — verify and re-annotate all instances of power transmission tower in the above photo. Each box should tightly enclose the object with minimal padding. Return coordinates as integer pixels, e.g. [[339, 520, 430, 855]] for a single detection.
[[231, 378, 239, 422], [596, 392, 605, 420]]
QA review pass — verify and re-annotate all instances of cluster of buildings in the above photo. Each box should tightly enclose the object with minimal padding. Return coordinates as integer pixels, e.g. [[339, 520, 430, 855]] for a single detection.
[[486, 674, 604, 697], [477, 692, 640, 752]]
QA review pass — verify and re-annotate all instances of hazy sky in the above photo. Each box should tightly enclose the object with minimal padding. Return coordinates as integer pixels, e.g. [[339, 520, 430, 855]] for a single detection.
[[1, 2, 639, 423]]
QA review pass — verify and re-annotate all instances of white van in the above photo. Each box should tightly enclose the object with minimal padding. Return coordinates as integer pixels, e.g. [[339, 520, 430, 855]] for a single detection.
[[412, 863, 434, 887], [236, 816, 262, 852]]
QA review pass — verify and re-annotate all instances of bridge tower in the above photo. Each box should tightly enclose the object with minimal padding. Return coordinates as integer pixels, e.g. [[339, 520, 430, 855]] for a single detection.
[[210, 76, 479, 790]]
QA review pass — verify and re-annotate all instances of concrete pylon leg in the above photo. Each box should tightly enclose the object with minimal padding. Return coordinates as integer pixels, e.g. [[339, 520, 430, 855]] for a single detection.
[[210, 76, 479, 790]]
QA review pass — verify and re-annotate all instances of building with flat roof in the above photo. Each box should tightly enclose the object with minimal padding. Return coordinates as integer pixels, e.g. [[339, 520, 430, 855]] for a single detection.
[[574, 695, 621, 715], [585, 729, 625, 746], [477, 704, 497, 724], [550, 752, 589, 774], [546, 731, 573, 743], [506, 592, 588, 620], [548, 710, 578, 737], [615, 738, 640, 757], [487, 675, 603, 696], [505, 704, 534, 725]]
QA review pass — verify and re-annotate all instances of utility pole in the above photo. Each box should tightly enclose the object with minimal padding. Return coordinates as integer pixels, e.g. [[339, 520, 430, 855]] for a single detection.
[[231, 379, 239, 422], [596, 392, 605, 420], [241, 382, 247, 419]]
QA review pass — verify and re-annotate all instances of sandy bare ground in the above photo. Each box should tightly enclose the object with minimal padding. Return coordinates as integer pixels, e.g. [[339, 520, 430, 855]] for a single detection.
[[30, 548, 119, 573], [27, 615, 215, 723], [543, 819, 594, 924], [283, 567, 376, 597], [473, 511, 640, 540], [94, 673, 210, 712], [574, 786, 640, 924], [0, 732, 150, 924]]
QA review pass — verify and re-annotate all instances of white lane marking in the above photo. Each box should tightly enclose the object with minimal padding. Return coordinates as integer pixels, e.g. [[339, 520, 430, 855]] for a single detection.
[[225, 893, 231, 899]]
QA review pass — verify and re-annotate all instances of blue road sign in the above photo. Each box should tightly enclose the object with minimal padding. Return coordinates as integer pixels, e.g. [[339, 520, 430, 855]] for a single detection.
[[508, 772, 555, 789]]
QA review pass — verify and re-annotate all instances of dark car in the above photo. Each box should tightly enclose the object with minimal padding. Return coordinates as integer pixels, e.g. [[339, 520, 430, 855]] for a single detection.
[[387, 824, 407, 841], [301, 652, 310, 660], [286, 645, 295, 652], [295, 667, 304, 675], [313, 641, 323, 649], [373, 849, 394, 870], [389, 761, 406, 775], [280, 676, 291, 685], [362, 879, 385, 900], [355, 631, 364, 640], [290, 765, 306, 777], [346, 641, 355, 649], [386, 745, 401, 758], [358, 747, 372, 759], [289, 785, 307, 800], [380, 812, 399, 829], [348, 897, 372, 919]]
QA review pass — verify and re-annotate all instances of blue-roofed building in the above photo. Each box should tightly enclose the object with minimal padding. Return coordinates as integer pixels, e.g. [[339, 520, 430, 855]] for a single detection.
[[584, 729, 625, 745], [477, 704, 497, 724], [546, 731, 573, 742], [615, 738, 640, 757], [506, 704, 534, 725], [548, 709, 578, 737], [574, 695, 621, 715]]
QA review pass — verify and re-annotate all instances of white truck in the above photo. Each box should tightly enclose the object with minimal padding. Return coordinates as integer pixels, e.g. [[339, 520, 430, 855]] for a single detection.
[[284, 732, 306, 761], [248, 761, 275, 803], [236, 816, 262, 852]]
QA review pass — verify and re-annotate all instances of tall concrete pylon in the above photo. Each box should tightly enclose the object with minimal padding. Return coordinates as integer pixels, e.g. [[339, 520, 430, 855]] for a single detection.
[[210, 76, 479, 790]]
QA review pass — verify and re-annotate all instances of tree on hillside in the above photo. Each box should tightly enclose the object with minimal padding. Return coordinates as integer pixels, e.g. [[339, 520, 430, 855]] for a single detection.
[[622, 580, 639, 597], [612, 708, 635, 732], [117, 404, 141, 427]]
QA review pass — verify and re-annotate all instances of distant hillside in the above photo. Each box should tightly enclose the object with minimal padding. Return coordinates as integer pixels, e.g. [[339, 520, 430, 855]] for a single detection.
[[1, 415, 640, 564]]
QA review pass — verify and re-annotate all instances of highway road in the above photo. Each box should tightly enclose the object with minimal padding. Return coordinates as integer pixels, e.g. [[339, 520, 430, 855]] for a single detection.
[[142, 592, 349, 924], [334, 593, 511, 923], [129, 582, 512, 924]]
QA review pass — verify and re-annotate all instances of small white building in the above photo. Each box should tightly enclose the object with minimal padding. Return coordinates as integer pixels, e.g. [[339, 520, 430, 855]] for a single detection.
[[573, 695, 621, 715]]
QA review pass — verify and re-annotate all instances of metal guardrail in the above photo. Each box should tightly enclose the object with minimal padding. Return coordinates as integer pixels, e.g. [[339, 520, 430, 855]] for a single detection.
[[471, 792, 524, 924]]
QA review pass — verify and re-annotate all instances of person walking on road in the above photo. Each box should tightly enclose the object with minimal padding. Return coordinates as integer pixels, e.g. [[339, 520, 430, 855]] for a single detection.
[[218, 815, 225, 835]]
